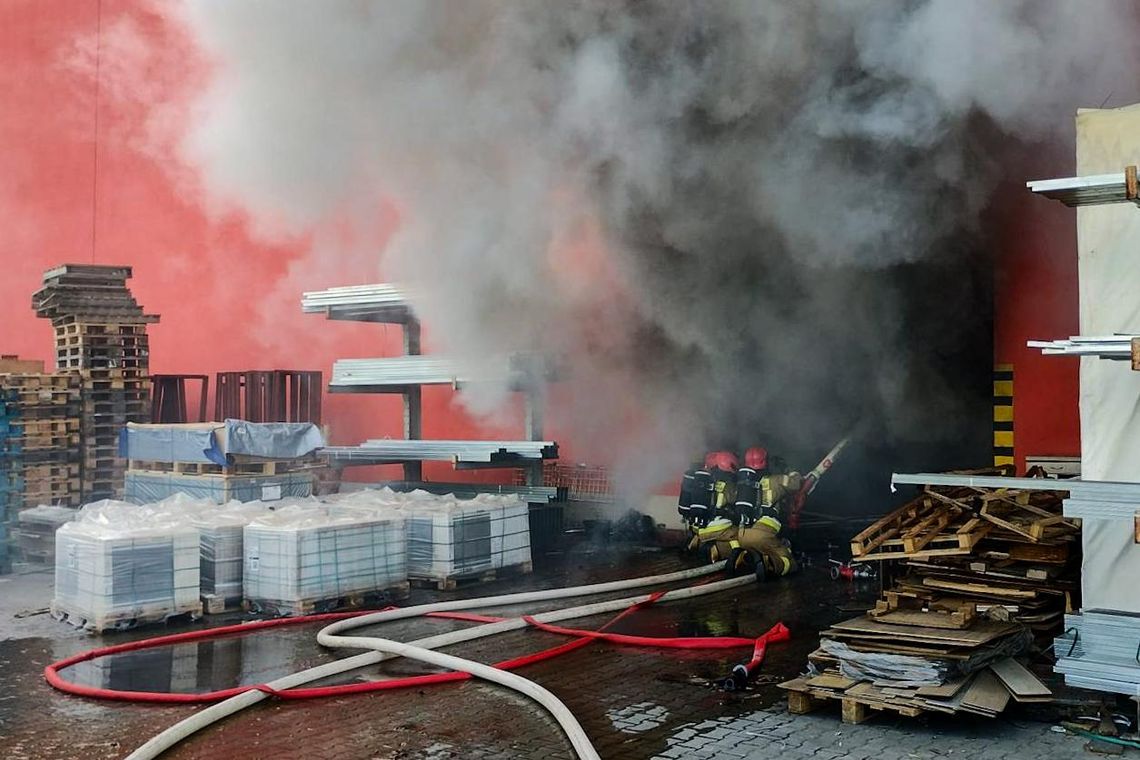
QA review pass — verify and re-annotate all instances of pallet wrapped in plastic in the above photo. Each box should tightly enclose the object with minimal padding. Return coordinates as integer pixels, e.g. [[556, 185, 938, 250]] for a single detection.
[[330, 488, 532, 582], [124, 470, 314, 505], [51, 500, 202, 631], [15, 504, 80, 564], [191, 501, 272, 608], [243, 505, 407, 616]]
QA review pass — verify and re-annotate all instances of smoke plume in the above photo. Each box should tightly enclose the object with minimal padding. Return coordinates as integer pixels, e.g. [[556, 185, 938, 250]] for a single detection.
[[145, 1, 1139, 500]]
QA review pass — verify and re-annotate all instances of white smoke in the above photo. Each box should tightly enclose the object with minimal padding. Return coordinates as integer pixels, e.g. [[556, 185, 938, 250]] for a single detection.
[[153, 1, 1139, 496]]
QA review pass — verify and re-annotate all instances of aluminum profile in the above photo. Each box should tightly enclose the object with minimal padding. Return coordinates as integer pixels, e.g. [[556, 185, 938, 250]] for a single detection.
[[1027, 167, 1140, 208], [891, 472, 1140, 499], [1062, 497, 1140, 520], [1054, 612, 1140, 696], [1027, 336, 1135, 359], [300, 284, 413, 323], [323, 439, 558, 466], [329, 356, 542, 392], [338, 481, 562, 502]]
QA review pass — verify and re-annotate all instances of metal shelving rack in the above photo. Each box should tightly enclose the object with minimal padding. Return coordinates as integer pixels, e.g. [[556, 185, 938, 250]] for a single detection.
[[302, 284, 555, 485]]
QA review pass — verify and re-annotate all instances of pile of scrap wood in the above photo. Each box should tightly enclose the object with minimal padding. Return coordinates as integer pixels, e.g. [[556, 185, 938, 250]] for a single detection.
[[780, 471, 1075, 723], [850, 471, 1079, 640]]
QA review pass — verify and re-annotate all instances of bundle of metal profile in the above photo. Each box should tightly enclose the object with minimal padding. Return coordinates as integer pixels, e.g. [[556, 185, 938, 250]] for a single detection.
[[329, 355, 552, 392], [1027, 336, 1136, 359], [330, 357, 490, 390], [323, 439, 557, 466], [1027, 166, 1140, 207], [1055, 613, 1140, 696], [339, 481, 562, 502], [300, 284, 413, 323]]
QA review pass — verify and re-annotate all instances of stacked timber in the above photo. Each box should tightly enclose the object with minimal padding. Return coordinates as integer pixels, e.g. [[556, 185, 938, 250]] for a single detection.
[[32, 264, 159, 502], [781, 473, 1075, 723], [0, 372, 81, 571]]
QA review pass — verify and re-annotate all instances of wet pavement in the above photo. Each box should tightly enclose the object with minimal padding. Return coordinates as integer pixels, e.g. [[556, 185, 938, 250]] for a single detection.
[[0, 546, 1090, 760]]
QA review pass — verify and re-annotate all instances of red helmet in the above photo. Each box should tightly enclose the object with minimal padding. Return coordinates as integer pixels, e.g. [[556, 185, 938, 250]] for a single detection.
[[744, 446, 768, 470], [704, 450, 739, 472]]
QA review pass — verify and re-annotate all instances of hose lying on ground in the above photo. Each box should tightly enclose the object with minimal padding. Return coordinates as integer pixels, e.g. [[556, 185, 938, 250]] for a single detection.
[[44, 562, 757, 760]]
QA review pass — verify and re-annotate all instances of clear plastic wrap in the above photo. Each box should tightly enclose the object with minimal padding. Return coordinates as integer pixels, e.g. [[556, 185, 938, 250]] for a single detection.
[[191, 501, 273, 603], [243, 504, 407, 614], [124, 470, 314, 504], [52, 506, 202, 631], [326, 488, 532, 581], [15, 505, 80, 564]]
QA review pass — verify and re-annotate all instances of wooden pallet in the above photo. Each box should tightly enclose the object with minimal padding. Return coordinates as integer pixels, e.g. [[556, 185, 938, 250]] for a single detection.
[[127, 457, 322, 477], [409, 560, 534, 591], [244, 583, 411, 617], [201, 593, 243, 615], [781, 676, 926, 724], [55, 322, 149, 337], [51, 600, 203, 633], [978, 493, 1077, 543]]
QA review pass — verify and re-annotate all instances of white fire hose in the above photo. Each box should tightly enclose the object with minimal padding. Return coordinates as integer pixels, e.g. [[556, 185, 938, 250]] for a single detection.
[[126, 563, 751, 760]]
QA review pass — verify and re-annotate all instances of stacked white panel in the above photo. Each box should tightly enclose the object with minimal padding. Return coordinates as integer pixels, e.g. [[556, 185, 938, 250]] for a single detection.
[[52, 524, 200, 631], [243, 506, 406, 614], [329, 488, 531, 581]]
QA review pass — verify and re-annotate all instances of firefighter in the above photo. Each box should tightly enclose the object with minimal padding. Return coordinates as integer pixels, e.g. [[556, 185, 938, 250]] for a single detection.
[[679, 446, 801, 580], [678, 450, 739, 551]]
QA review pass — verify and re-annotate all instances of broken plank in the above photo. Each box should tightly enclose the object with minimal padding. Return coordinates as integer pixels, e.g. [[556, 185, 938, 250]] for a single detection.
[[872, 608, 973, 630], [807, 673, 857, 691], [989, 658, 1052, 701], [916, 674, 971, 699]]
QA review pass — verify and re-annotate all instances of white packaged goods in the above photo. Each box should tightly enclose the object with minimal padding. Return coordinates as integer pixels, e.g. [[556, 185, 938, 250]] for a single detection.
[[191, 501, 272, 604], [243, 505, 407, 614], [52, 500, 202, 631], [15, 505, 80, 564], [328, 488, 532, 581]]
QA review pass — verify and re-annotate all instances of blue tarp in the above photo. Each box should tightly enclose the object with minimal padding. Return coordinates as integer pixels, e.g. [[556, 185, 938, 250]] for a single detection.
[[119, 420, 324, 464]]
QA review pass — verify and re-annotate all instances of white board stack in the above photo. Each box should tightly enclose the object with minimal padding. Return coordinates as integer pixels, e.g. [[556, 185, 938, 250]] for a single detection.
[[243, 505, 407, 615], [330, 488, 532, 589], [51, 501, 201, 632], [192, 501, 271, 611]]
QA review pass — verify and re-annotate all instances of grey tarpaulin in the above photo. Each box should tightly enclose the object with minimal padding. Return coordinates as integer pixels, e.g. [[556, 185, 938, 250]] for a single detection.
[[119, 420, 324, 464]]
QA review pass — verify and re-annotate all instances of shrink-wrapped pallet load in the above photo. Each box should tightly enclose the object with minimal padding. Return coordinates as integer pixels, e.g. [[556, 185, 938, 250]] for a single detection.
[[329, 488, 532, 587], [191, 500, 272, 610], [243, 504, 407, 615], [51, 500, 201, 631]]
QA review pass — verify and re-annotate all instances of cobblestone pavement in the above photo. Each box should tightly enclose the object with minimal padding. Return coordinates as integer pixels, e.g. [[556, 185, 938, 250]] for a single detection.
[[0, 547, 1094, 760]]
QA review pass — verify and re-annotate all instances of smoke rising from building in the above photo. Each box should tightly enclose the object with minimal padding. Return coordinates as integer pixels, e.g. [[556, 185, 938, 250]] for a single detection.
[[119, 1, 1140, 501]]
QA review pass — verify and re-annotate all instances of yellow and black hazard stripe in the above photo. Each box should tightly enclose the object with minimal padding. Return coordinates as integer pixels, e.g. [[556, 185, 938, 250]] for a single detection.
[[993, 364, 1014, 468]]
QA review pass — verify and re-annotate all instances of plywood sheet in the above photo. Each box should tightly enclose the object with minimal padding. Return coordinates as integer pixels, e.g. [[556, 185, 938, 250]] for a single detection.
[[829, 616, 1019, 646], [960, 669, 1011, 715]]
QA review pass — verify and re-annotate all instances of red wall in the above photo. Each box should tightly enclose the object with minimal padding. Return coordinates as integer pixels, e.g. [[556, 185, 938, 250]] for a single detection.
[[0, 0, 531, 484], [991, 181, 1081, 471]]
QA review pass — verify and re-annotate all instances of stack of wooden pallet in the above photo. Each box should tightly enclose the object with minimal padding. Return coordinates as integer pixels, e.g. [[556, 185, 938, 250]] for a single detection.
[[848, 475, 1079, 639], [781, 652, 1052, 724], [780, 473, 1075, 723], [32, 264, 158, 501], [0, 370, 81, 572]]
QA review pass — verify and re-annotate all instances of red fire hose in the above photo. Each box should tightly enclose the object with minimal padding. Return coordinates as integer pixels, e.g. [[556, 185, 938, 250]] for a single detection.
[[46, 596, 789, 704]]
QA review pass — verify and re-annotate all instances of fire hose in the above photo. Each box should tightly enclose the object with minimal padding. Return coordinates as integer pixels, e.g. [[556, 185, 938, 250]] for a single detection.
[[44, 563, 787, 760]]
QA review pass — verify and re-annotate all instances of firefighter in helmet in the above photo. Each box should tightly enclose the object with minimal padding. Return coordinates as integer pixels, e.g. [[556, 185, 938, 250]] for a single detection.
[[678, 446, 801, 580]]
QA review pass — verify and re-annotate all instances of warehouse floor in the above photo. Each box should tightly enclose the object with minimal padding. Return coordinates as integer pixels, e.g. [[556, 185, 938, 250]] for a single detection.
[[0, 546, 1093, 760]]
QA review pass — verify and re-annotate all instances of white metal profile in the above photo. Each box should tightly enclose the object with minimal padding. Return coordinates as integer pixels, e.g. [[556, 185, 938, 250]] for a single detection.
[[1026, 165, 1140, 207]]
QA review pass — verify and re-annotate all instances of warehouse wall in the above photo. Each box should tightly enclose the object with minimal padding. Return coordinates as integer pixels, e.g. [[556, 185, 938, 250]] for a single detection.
[[992, 184, 1081, 472]]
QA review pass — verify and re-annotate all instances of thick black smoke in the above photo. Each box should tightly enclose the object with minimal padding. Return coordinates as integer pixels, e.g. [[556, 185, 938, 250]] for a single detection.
[[154, 1, 1139, 506]]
